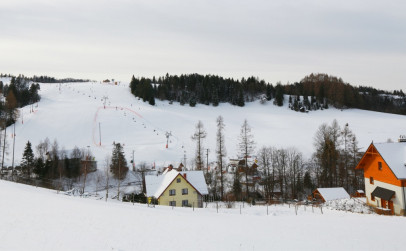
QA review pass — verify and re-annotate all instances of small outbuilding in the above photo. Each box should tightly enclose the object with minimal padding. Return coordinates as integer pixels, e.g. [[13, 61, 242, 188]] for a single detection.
[[353, 190, 366, 198], [312, 187, 350, 202]]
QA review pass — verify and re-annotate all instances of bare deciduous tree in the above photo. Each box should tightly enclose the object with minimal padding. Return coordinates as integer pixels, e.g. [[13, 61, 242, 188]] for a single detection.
[[238, 119, 255, 200], [216, 116, 226, 200], [191, 120, 207, 171], [104, 156, 111, 202]]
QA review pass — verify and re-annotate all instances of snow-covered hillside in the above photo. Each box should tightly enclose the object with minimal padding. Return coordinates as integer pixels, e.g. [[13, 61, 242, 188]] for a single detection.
[[4, 80, 406, 168], [1, 180, 405, 250]]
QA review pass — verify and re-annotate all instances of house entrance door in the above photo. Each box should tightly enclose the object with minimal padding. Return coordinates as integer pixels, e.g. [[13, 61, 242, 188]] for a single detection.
[[388, 201, 394, 215], [381, 199, 387, 208]]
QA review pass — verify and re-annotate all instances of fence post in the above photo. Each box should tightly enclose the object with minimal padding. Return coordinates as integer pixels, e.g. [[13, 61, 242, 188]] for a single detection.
[[320, 205, 323, 214], [267, 204, 269, 215], [216, 202, 218, 213]]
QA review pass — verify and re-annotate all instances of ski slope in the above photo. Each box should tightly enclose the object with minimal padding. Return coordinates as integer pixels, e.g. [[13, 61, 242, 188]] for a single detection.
[[3, 79, 406, 168], [1, 179, 405, 250]]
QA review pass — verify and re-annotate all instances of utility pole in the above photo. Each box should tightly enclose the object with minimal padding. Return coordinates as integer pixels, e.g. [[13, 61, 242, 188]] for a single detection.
[[12, 123, 16, 175], [132, 150, 135, 171], [1, 122, 7, 170], [184, 151, 187, 170], [99, 122, 102, 146], [82, 146, 90, 194], [118, 156, 121, 200], [206, 148, 209, 174]]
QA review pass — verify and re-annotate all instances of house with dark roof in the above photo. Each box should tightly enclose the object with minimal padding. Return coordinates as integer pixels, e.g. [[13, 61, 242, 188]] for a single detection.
[[145, 166, 208, 208], [355, 137, 406, 215]]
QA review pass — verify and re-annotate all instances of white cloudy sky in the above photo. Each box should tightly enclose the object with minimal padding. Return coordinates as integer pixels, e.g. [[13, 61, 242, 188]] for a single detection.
[[1, 0, 405, 90]]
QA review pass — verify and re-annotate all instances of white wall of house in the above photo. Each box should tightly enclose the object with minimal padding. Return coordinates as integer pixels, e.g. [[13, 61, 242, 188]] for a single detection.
[[365, 178, 406, 215]]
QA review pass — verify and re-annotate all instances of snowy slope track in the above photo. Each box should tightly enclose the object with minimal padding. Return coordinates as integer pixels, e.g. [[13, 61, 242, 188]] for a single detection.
[[92, 106, 143, 147], [3, 79, 406, 168]]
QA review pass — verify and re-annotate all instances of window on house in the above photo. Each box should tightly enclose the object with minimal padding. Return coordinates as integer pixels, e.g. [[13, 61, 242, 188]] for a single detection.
[[182, 188, 188, 195], [370, 177, 374, 185], [378, 162, 382, 171], [182, 200, 189, 207], [177, 178, 181, 183], [371, 194, 375, 201], [169, 201, 176, 206], [169, 189, 176, 196]]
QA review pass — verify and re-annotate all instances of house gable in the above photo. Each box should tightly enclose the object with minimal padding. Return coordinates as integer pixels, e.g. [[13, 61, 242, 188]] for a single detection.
[[158, 173, 201, 207], [356, 144, 401, 186], [157, 173, 202, 199]]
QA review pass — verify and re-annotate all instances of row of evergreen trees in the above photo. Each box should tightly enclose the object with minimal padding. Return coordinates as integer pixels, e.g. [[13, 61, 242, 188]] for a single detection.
[[0, 75, 41, 126], [130, 74, 278, 107], [16, 138, 129, 190], [0, 73, 90, 83], [285, 73, 406, 114], [129, 73, 405, 115]]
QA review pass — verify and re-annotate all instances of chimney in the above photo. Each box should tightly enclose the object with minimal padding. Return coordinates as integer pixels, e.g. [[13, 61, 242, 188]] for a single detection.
[[183, 173, 187, 180], [168, 164, 173, 171], [399, 135, 406, 143]]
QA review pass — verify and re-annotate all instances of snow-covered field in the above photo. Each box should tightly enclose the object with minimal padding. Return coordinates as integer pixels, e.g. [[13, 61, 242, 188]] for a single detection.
[[1, 180, 405, 251], [2, 79, 405, 168]]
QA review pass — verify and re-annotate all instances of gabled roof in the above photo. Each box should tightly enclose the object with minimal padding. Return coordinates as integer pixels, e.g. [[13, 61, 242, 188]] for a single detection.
[[145, 170, 208, 198], [373, 142, 406, 179], [145, 170, 179, 198], [180, 171, 208, 195], [315, 187, 350, 201]]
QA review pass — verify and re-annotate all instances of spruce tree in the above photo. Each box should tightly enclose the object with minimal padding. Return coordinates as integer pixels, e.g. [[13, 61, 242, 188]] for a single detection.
[[21, 141, 34, 176], [110, 142, 128, 180], [274, 84, 284, 106]]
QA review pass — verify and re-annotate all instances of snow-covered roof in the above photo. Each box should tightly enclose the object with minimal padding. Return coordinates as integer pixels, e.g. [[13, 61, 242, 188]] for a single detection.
[[373, 142, 406, 179], [145, 170, 208, 198], [316, 187, 350, 201], [180, 171, 208, 195]]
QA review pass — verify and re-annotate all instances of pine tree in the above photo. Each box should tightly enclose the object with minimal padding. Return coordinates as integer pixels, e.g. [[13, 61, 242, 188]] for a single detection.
[[129, 75, 137, 94], [33, 157, 45, 177], [148, 95, 155, 106], [233, 172, 242, 201], [303, 171, 313, 192], [274, 83, 284, 106], [237, 88, 245, 107], [21, 141, 34, 177]]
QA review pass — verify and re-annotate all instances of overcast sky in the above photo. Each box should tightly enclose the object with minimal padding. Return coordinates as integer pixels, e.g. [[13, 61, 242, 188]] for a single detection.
[[1, 0, 405, 90]]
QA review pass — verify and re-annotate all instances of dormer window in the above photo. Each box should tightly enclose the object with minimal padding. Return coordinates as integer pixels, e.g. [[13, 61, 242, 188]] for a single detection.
[[378, 162, 382, 171]]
